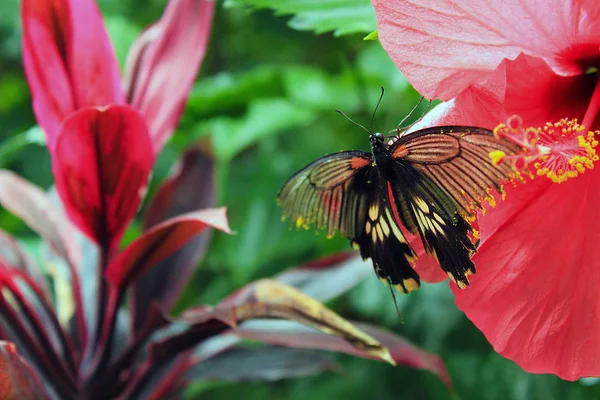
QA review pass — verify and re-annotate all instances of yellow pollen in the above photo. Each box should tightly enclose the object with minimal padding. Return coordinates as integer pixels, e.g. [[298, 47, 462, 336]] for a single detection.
[[493, 117, 599, 184]]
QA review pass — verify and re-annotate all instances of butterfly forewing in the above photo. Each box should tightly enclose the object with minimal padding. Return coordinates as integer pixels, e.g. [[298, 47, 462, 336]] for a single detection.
[[278, 151, 372, 238], [390, 127, 522, 216]]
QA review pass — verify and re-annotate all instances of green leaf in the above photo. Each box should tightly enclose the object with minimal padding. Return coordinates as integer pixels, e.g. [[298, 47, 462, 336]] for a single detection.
[[103, 15, 142, 69], [184, 67, 284, 118], [209, 98, 317, 161], [363, 30, 378, 41], [225, 0, 376, 37]]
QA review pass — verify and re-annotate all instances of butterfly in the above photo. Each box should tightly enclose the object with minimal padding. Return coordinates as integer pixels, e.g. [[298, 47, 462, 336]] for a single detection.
[[278, 103, 522, 294]]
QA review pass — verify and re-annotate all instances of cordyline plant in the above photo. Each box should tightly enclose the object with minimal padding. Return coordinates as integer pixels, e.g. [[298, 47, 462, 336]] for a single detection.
[[0, 0, 452, 398]]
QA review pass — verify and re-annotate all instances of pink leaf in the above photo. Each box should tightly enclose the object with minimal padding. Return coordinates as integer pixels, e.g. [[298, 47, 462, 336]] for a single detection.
[[51, 105, 154, 251], [124, 0, 215, 154], [0, 170, 80, 267], [21, 0, 124, 145]]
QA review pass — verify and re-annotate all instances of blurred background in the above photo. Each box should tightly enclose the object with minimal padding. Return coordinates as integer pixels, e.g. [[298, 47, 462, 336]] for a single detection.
[[1, 0, 599, 398]]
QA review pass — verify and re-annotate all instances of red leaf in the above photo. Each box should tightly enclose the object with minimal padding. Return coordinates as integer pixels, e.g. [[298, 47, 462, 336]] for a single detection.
[[0, 170, 80, 267], [124, 0, 215, 154], [105, 208, 230, 288], [21, 0, 124, 145], [132, 144, 215, 331], [0, 341, 46, 400], [52, 105, 154, 251]]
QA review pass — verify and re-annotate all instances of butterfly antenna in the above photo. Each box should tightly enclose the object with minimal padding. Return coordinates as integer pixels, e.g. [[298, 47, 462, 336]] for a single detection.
[[387, 277, 404, 321], [369, 87, 385, 133], [397, 96, 425, 129], [335, 110, 370, 134]]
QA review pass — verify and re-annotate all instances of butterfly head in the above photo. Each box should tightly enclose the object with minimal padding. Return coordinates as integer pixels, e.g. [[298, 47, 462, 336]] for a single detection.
[[370, 131, 385, 151]]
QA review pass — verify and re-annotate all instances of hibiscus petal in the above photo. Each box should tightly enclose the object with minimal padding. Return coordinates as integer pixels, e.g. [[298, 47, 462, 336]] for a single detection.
[[51, 105, 154, 251], [453, 170, 600, 380], [21, 0, 124, 146], [124, 0, 215, 154], [501, 54, 596, 127], [372, 0, 599, 99]]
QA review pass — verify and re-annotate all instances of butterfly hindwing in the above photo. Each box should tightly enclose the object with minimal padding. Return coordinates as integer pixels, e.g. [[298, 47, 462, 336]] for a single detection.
[[351, 172, 420, 294], [387, 164, 476, 288]]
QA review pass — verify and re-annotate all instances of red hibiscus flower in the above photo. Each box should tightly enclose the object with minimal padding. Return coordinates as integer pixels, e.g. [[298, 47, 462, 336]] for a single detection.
[[373, 0, 600, 380]]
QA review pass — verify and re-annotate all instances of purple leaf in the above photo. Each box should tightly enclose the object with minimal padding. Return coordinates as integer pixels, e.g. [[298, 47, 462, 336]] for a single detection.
[[185, 345, 337, 382], [132, 145, 215, 332], [0, 267, 78, 398], [237, 319, 452, 389], [0, 229, 48, 298], [276, 253, 372, 302]]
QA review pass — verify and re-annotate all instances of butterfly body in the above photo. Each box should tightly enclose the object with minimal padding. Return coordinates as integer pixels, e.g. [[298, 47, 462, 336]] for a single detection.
[[279, 126, 520, 294]]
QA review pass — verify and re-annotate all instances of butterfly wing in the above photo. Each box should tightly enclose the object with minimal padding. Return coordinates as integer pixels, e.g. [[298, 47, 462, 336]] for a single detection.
[[387, 126, 520, 288], [387, 163, 476, 288], [278, 151, 373, 238], [351, 172, 420, 294], [279, 152, 420, 293], [389, 126, 522, 216]]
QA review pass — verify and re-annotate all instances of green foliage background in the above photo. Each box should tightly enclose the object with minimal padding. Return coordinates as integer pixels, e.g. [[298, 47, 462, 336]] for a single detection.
[[0, 0, 598, 398]]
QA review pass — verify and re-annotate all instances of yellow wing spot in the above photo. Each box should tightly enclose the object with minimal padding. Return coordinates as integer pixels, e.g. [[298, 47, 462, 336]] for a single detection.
[[365, 221, 372, 234], [385, 209, 406, 243], [368, 203, 379, 220], [351, 241, 360, 250], [447, 272, 470, 289], [402, 278, 420, 293], [431, 220, 446, 236], [414, 197, 430, 213], [379, 217, 390, 236], [371, 228, 378, 243], [295, 216, 309, 229], [375, 224, 384, 242], [433, 212, 445, 224]]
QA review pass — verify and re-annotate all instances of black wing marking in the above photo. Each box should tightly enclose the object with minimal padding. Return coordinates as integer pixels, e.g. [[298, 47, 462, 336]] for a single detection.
[[389, 126, 522, 217], [351, 172, 420, 294], [388, 154, 477, 289], [278, 151, 372, 238]]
